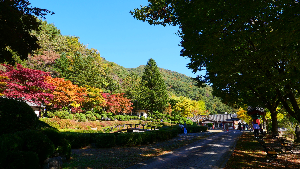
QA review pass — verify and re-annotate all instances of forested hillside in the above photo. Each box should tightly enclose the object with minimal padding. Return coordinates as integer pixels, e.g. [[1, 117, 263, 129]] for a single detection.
[[125, 65, 235, 114], [8, 20, 234, 115]]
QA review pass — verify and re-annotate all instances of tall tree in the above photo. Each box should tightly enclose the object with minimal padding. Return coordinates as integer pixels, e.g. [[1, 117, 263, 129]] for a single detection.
[[139, 58, 168, 115], [131, 1, 300, 134], [0, 0, 53, 63]]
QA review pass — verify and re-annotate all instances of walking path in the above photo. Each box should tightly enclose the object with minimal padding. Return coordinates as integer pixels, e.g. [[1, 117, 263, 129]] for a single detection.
[[127, 130, 242, 169]]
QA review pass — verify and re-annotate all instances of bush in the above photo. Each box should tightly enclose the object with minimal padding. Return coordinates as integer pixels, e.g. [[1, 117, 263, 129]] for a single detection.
[[85, 111, 97, 121], [95, 133, 116, 148], [207, 123, 213, 127], [41, 127, 71, 159], [0, 132, 23, 155], [0, 151, 40, 169], [0, 98, 38, 135], [186, 125, 208, 133], [62, 132, 91, 148], [18, 130, 55, 164], [0, 130, 55, 165], [46, 110, 71, 119], [116, 133, 142, 147], [95, 113, 102, 120]]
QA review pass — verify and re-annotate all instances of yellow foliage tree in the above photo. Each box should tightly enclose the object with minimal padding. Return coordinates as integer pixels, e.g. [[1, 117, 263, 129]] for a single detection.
[[171, 96, 206, 117], [236, 107, 252, 125], [83, 85, 106, 111]]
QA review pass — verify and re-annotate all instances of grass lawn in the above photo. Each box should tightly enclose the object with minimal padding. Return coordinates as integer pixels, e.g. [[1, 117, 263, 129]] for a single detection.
[[225, 132, 300, 169]]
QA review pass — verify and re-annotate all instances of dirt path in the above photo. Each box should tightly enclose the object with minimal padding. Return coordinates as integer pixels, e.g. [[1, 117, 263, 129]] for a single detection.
[[127, 130, 242, 169]]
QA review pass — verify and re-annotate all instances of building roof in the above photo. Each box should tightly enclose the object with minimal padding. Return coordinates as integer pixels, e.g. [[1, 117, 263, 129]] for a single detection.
[[208, 114, 233, 122], [188, 114, 239, 123]]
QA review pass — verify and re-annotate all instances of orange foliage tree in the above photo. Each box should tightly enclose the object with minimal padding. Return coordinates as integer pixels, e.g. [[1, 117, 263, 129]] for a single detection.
[[45, 76, 87, 112]]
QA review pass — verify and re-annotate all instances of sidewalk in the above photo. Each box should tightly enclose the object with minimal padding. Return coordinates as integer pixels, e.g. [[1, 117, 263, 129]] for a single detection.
[[127, 130, 242, 169]]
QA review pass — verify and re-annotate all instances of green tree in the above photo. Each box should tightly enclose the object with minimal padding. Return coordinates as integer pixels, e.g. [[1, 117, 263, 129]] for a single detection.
[[0, 0, 53, 63], [131, 1, 300, 135], [119, 72, 141, 109], [54, 53, 116, 91], [139, 58, 168, 115]]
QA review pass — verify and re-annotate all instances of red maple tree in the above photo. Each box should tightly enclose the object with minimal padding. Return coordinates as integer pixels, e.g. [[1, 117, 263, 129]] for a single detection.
[[102, 93, 133, 114], [0, 64, 55, 105]]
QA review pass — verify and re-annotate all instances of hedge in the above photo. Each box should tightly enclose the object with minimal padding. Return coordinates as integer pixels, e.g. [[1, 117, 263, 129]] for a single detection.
[[62, 125, 208, 148]]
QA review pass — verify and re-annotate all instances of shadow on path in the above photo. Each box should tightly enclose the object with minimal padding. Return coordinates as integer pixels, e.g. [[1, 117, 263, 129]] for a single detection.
[[127, 130, 242, 169]]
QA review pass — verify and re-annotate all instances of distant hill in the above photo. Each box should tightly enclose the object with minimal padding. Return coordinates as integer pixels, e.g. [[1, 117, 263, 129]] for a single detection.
[[106, 62, 235, 114]]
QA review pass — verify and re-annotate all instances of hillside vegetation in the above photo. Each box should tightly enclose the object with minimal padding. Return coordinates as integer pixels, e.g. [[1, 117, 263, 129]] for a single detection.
[[4, 20, 234, 115]]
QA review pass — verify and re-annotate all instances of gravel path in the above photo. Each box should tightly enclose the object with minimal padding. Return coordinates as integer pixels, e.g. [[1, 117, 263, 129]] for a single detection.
[[127, 130, 242, 169]]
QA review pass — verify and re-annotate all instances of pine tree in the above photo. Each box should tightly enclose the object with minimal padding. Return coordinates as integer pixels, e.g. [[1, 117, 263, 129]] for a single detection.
[[139, 58, 168, 115]]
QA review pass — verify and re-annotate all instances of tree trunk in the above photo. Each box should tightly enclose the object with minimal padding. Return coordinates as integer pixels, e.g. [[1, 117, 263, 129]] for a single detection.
[[295, 124, 300, 143], [270, 110, 278, 137]]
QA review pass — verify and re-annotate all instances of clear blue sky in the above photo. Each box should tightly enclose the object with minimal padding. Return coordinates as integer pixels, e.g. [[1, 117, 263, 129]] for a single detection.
[[30, 0, 205, 78]]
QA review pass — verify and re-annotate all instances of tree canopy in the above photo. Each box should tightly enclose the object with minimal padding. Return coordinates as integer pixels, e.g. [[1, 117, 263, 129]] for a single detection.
[[131, 0, 300, 124], [0, 0, 53, 63], [138, 58, 168, 115]]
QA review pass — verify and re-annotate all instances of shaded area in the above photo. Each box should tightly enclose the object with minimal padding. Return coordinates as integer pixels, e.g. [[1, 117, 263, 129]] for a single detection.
[[62, 132, 215, 168], [225, 132, 300, 169], [128, 131, 242, 169]]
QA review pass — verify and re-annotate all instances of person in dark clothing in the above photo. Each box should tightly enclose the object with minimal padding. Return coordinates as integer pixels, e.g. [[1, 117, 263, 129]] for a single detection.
[[238, 122, 242, 131], [259, 124, 263, 134], [253, 123, 260, 138]]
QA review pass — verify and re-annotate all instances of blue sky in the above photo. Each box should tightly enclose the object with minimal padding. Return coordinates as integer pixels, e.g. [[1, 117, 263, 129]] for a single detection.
[[30, 0, 205, 78]]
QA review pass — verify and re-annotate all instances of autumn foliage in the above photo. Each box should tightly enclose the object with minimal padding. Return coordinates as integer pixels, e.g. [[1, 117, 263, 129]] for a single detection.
[[102, 93, 133, 115], [45, 76, 87, 111], [0, 64, 54, 105]]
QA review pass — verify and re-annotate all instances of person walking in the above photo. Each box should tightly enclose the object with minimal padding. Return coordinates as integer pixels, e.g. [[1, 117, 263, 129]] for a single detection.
[[253, 123, 260, 138], [238, 122, 242, 131]]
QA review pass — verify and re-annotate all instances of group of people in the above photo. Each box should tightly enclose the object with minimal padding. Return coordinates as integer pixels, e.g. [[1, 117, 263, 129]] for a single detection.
[[237, 122, 248, 131], [237, 122, 264, 138]]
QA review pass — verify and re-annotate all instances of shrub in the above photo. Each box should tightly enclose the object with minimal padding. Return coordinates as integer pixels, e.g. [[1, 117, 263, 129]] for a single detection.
[[0, 133, 23, 156], [186, 125, 208, 133], [41, 127, 71, 159], [94, 133, 116, 148], [116, 133, 142, 146], [207, 123, 213, 127], [39, 118, 60, 129], [62, 132, 91, 148], [67, 114, 74, 120], [46, 111, 55, 118], [95, 113, 102, 120], [18, 130, 55, 164], [0, 130, 55, 165], [90, 116, 96, 121], [85, 111, 97, 121], [0, 98, 38, 135], [0, 151, 40, 169]]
